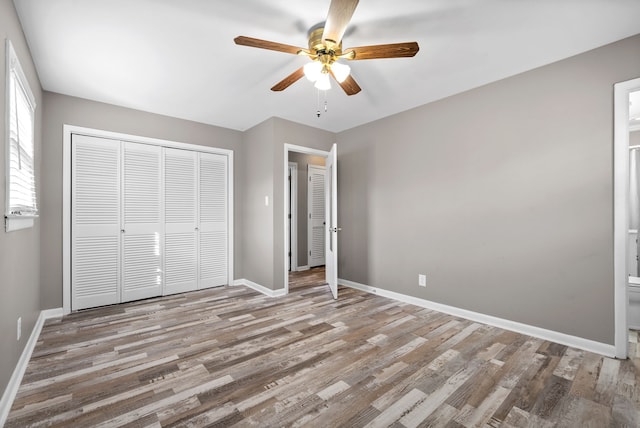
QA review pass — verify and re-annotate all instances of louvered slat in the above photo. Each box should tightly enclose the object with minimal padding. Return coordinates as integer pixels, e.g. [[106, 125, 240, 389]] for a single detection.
[[74, 144, 119, 225], [200, 155, 227, 223], [200, 231, 227, 286], [165, 150, 196, 223], [123, 234, 161, 290], [74, 236, 119, 298], [165, 233, 198, 293], [124, 145, 160, 224]]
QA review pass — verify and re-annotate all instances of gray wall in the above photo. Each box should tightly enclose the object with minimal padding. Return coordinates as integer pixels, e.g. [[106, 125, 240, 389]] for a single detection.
[[0, 0, 43, 397], [240, 118, 275, 288], [240, 117, 334, 290], [40, 92, 243, 309], [632, 129, 640, 146], [336, 33, 640, 345], [288, 152, 326, 268], [273, 119, 334, 289]]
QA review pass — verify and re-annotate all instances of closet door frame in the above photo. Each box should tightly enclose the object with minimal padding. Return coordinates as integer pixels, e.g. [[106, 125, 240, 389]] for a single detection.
[[62, 125, 234, 315]]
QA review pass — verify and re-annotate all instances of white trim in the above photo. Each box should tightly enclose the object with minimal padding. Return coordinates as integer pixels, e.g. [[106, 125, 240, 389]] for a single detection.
[[233, 279, 287, 298], [297, 265, 310, 272], [288, 162, 298, 271], [340, 279, 616, 357], [614, 78, 640, 359], [62, 125, 234, 315], [283, 144, 330, 295], [5, 216, 34, 231], [0, 308, 63, 426]]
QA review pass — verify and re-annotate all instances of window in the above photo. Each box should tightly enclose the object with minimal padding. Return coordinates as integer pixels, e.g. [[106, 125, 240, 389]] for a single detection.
[[5, 39, 37, 232]]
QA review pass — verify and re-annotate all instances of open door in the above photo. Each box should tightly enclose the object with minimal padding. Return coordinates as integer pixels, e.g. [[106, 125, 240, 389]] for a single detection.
[[325, 143, 338, 299]]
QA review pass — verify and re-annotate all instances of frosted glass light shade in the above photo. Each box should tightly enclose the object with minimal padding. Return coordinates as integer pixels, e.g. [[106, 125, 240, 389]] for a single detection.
[[304, 62, 322, 82], [331, 61, 350, 83], [314, 72, 331, 90]]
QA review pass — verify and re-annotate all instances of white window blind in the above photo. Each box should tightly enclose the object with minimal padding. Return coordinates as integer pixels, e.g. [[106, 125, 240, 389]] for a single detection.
[[5, 40, 37, 231]]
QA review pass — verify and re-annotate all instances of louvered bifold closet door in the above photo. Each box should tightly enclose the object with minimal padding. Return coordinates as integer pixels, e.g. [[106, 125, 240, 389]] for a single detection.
[[121, 142, 163, 302], [164, 148, 198, 295], [308, 165, 326, 268], [198, 152, 228, 289], [72, 135, 121, 310]]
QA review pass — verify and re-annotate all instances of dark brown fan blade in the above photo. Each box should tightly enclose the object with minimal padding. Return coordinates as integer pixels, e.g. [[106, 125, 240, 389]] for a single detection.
[[345, 42, 419, 60], [271, 67, 306, 91], [322, 0, 359, 45], [234, 36, 304, 55], [330, 71, 361, 96]]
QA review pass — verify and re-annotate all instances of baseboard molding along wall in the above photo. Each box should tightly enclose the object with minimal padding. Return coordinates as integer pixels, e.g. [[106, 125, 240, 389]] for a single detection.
[[296, 266, 310, 272], [339, 278, 616, 358], [233, 279, 287, 298], [0, 308, 63, 426]]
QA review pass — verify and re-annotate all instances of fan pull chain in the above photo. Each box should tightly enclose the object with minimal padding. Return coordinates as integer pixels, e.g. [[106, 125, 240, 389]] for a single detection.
[[324, 90, 328, 113], [316, 88, 329, 118]]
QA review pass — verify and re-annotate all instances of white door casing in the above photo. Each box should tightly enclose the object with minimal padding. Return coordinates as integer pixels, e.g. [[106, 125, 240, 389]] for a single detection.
[[326, 143, 338, 299], [308, 164, 326, 268]]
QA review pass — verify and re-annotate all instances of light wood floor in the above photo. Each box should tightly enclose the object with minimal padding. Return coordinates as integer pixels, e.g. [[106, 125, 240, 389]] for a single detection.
[[7, 268, 640, 427]]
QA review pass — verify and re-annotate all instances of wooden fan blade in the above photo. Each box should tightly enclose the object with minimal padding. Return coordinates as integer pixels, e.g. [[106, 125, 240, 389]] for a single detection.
[[271, 67, 305, 91], [234, 36, 304, 55], [330, 71, 361, 96], [322, 0, 359, 45], [345, 42, 419, 60]]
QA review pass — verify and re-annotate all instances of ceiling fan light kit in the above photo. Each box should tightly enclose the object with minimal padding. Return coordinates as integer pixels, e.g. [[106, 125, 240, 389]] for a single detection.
[[234, 0, 419, 113]]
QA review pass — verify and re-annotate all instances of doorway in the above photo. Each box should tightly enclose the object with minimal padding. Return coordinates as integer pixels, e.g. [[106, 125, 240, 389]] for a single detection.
[[284, 144, 332, 295], [614, 78, 640, 359]]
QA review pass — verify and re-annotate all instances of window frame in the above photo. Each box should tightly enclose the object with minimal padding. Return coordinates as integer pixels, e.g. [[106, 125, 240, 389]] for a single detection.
[[5, 39, 37, 232]]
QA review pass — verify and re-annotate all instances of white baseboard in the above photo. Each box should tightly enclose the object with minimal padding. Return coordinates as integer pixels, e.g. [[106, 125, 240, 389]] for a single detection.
[[0, 308, 63, 426], [233, 279, 286, 298], [296, 266, 310, 272], [339, 279, 616, 358]]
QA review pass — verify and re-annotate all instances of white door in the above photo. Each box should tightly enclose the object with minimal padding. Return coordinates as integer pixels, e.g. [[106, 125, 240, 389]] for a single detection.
[[308, 165, 326, 267], [72, 135, 121, 310], [325, 144, 338, 299], [199, 152, 228, 289], [121, 142, 163, 302], [164, 148, 198, 295]]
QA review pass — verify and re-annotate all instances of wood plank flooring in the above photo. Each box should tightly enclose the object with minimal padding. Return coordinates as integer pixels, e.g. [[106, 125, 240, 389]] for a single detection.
[[7, 268, 640, 427]]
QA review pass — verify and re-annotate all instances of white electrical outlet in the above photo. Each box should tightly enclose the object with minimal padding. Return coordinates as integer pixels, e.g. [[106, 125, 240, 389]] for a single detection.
[[17, 317, 21, 341], [418, 274, 426, 287]]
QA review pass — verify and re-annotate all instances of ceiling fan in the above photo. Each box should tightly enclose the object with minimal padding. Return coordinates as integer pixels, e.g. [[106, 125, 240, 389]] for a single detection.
[[234, 0, 419, 96]]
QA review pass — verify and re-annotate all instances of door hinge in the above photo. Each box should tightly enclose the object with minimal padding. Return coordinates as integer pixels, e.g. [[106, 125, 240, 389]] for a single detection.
[[288, 214, 291, 219]]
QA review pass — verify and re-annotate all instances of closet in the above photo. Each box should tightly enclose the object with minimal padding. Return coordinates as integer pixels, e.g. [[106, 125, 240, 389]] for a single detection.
[[71, 133, 229, 311]]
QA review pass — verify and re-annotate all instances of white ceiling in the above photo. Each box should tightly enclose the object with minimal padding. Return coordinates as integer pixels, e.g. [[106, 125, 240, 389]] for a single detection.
[[13, 0, 640, 133]]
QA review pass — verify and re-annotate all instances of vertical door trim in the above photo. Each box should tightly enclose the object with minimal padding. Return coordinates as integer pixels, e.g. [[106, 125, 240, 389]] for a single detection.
[[614, 78, 640, 358], [288, 162, 298, 272], [63, 125, 234, 314]]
